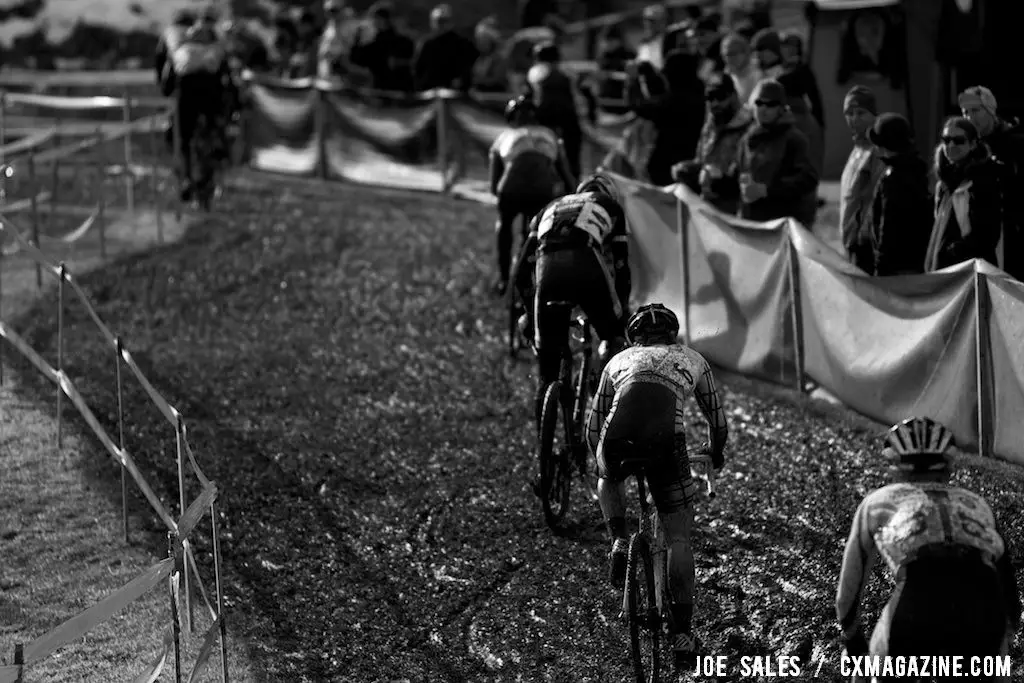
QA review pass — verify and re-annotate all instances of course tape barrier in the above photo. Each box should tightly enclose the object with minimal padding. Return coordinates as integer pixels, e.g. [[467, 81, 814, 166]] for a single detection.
[[0, 93, 228, 681]]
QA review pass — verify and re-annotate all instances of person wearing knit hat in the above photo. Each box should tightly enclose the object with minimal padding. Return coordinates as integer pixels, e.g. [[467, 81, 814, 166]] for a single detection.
[[864, 113, 932, 276], [839, 85, 885, 273], [750, 28, 783, 80], [733, 78, 819, 228], [471, 18, 508, 92], [959, 85, 1024, 279]]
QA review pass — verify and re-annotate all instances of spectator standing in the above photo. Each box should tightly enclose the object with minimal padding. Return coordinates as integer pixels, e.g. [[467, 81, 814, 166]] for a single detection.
[[602, 61, 664, 182], [672, 73, 753, 215], [925, 117, 1005, 272], [750, 28, 783, 82], [688, 14, 724, 82], [156, 9, 196, 95], [637, 5, 670, 70], [413, 4, 478, 91], [779, 33, 824, 131], [720, 33, 759, 104], [527, 41, 583, 179], [595, 26, 636, 115], [959, 86, 1024, 279], [839, 86, 885, 272], [760, 30, 824, 176], [626, 49, 706, 186], [865, 113, 931, 276], [735, 79, 819, 228], [470, 18, 508, 93], [317, 0, 362, 81], [349, 3, 415, 92]]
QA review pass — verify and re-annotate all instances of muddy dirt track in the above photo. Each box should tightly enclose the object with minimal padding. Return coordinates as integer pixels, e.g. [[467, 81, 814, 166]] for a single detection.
[[10, 175, 1024, 682]]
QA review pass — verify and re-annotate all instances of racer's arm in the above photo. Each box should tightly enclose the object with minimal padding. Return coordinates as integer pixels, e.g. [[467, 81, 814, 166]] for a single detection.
[[692, 363, 728, 468], [555, 138, 576, 191], [995, 520, 1022, 632], [489, 146, 504, 196], [585, 366, 615, 455], [835, 497, 877, 643], [514, 227, 539, 299]]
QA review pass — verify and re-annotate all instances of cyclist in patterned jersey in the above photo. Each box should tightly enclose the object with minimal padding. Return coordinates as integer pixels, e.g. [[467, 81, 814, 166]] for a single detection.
[[586, 303, 729, 669], [836, 417, 1020, 670], [488, 95, 576, 296], [515, 171, 632, 424]]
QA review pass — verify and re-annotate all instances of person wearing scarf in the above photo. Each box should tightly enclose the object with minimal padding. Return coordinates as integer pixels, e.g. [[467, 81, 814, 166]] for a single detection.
[[864, 113, 931, 276], [839, 85, 886, 272], [925, 116, 1004, 272], [720, 32, 760, 105]]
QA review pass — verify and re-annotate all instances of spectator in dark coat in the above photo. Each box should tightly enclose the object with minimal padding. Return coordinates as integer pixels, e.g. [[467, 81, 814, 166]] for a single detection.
[[959, 86, 1024, 279], [925, 117, 1005, 272], [780, 32, 824, 130], [625, 49, 706, 186], [349, 3, 415, 91], [527, 41, 582, 179], [595, 26, 636, 115], [470, 18, 508, 93], [672, 73, 753, 214], [839, 86, 885, 273], [865, 113, 931, 276], [734, 79, 819, 228], [412, 4, 478, 91]]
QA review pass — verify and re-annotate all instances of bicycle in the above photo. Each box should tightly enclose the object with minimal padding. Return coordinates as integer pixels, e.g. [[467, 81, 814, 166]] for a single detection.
[[536, 301, 598, 527], [620, 447, 716, 683]]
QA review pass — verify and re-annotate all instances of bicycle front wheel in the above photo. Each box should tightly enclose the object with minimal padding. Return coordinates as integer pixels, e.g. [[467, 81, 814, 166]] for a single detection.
[[538, 380, 572, 527], [627, 534, 660, 683]]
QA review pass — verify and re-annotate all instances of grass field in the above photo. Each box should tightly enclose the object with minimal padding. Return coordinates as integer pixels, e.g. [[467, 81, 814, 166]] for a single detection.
[[4, 170, 1024, 682]]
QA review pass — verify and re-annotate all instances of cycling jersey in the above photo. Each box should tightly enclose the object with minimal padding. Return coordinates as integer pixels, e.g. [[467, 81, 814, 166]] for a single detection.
[[172, 38, 228, 77], [490, 125, 563, 199], [587, 343, 728, 512], [837, 482, 1020, 657], [535, 190, 627, 250]]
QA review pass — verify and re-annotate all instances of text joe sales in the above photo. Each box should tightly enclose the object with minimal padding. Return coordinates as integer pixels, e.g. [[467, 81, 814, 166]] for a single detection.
[[694, 655, 804, 677]]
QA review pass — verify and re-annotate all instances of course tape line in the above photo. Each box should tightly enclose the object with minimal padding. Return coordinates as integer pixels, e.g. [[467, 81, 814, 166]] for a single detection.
[[132, 627, 174, 683], [179, 484, 218, 541], [0, 128, 56, 157], [1, 205, 99, 257], [0, 111, 170, 163], [188, 617, 223, 683], [21, 558, 174, 664], [0, 190, 52, 216], [187, 543, 219, 621]]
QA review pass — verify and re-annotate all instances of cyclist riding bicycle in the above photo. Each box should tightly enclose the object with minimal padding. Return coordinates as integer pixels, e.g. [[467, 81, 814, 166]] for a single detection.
[[586, 303, 729, 669], [515, 171, 632, 424], [488, 95, 576, 296], [166, 6, 238, 203], [836, 416, 1020, 672]]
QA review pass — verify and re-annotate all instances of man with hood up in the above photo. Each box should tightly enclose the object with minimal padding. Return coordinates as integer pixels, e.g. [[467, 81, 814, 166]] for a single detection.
[[733, 79, 819, 228], [672, 72, 752, 215]]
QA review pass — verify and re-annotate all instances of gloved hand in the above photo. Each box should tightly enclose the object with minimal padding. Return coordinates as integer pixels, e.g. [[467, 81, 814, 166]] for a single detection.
[[843, 630, 869, 657]]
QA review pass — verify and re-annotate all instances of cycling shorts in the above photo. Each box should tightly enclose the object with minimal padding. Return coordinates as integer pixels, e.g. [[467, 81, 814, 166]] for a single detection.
[[498, 190, 553, 230], [595, 382, 698, 513], [534, 241, 623, 349], [870, 545, 1009, 665], [498, 150, 560, 200]]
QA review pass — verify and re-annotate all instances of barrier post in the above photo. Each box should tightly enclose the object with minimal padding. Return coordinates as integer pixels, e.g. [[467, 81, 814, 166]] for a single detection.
[[974, 269, 993, 457], [115, 337, 129, 543], [677, 196, 691, 345], [168, 532, 183, 683], [787, 239, 806, 393], [175, 415, 193, 634], [13, 643, 22, 682], [435, 91, 449, 193], [211, 501, 229, 682], [56, 263, 66, 448], [122, 90, 135, 216], [94, 126, 107, 261], [28, 155, 42, 289], [150, 114, 164, 243]]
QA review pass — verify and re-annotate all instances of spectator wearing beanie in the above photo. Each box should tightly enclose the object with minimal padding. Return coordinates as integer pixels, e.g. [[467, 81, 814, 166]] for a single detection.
[[866, 113, 931, 276], [672, 72, 753, 214], [750, 28, 784, 88], [766, 30, 823, 175], [839, 85, 885, 272], [734, 78, 819, 228]]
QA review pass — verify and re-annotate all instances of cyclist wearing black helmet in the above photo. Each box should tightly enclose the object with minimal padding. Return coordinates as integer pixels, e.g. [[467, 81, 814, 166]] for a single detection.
[[586, 302, 729, 669], [514, 171, 632, 422], [488, 95, 576, 296], [836, 417, 1020, 670]]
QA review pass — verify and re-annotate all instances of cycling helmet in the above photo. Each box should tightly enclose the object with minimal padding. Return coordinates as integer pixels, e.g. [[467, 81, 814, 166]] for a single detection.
[[504, 95, 536, 125], [626, 303, 680, 345], [576, 172, 617, 199], [884, 416, 955, 472]]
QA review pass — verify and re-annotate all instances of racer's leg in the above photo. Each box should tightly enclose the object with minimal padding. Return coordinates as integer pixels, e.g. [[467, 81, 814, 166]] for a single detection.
[[494, 194, 518, 295], [534, 252, 571, 425], [595, 438, 629, 588], [176, 90, 199, 201], [575, 247, 627, 369]]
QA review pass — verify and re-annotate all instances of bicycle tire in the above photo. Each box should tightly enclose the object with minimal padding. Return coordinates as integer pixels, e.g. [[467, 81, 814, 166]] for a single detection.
[[506, 284, 526, 359], [627, 533, 660, 683], [571, 340, 597, 495], [538, 380, 572, 527]]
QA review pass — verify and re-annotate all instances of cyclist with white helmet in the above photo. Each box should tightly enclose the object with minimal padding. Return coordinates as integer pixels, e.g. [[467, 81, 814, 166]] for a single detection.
[[586, 303, 729, 669], [488, 95, 576, 296], [514, 171, 633, 425], [836, 416, 1020, 671]]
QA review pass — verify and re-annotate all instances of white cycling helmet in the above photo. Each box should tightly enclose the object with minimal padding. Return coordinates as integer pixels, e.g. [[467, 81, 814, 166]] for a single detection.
[[884, 416, 955, 472]]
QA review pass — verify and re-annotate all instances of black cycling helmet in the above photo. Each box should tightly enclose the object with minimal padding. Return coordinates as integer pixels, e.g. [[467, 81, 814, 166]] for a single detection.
[[576, 171, 617, 199], [626, 303, 680, 345], [533, 41, 561, 63], [884, 416, 955, 472], [504, 95, 536, 125]]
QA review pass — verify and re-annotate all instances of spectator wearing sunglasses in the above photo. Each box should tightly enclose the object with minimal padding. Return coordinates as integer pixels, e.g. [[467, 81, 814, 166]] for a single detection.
[[733, 79, 819, 229], [924, 116, 1005, 272], [672, 73, 753, 214], [864, 113, 931, 276]]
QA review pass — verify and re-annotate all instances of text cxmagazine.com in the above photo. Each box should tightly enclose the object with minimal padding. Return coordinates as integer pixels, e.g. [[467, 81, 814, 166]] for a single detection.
[[692, 655, 1013, 678]]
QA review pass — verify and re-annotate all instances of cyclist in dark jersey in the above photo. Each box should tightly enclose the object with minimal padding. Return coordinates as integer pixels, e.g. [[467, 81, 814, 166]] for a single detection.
[[514, 172, 632, 424], [586, 303, 729, 669], [836, 416, 1020, 676], [488, 95, 576, 296]]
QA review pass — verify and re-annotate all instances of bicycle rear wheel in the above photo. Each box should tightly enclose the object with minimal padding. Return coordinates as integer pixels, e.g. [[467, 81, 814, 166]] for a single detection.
[[538, 380, 572, 527], [627, 533, 660, 683]]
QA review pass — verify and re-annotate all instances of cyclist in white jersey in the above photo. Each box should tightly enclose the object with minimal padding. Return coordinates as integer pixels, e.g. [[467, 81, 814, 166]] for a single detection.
[[488, 95, 575, 296], [836, 416, 1020, 675], [587, 303, 729, 669]]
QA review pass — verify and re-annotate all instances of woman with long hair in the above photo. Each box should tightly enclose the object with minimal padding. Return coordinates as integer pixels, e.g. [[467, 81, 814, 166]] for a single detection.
[[924, 117, 1004, 271]]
